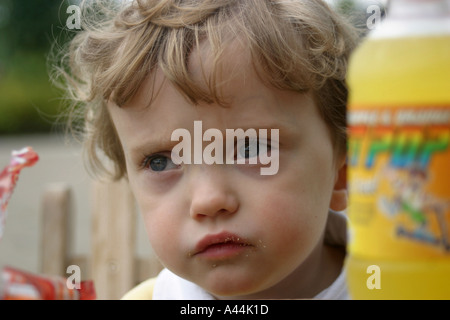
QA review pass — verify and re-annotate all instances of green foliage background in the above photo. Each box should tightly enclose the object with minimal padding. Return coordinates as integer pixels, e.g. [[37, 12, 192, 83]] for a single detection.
[[0, 0, 73, 134]]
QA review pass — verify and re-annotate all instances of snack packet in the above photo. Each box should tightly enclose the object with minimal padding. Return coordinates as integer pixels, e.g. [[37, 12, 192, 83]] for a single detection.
[[0, 147, 96, 300], [0, 147, 39, 240], [0, 266, 96, 300]]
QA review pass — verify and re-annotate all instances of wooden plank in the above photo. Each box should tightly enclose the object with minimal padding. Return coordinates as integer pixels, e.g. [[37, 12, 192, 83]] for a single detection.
[[91, 179, 136, 300], [40, 183, 73, 277]]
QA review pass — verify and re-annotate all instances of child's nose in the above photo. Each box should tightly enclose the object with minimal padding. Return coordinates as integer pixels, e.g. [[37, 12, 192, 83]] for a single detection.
[[189, 166, 239, 220]]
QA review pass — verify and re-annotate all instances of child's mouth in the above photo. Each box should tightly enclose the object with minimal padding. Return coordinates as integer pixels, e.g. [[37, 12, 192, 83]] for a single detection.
[[192, 232, 253, 260]]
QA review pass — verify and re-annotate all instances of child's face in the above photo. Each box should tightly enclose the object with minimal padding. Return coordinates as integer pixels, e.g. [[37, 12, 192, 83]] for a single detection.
[[108, 42, 346, 298]]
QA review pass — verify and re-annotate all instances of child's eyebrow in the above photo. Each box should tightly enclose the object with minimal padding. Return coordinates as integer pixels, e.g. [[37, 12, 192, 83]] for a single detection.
[[131, 136, 180, 157], [228, 122, 288, 131], [134, 122, 288, 152]]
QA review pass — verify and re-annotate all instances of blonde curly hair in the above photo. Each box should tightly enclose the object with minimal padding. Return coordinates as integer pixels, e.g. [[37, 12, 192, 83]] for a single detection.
[[52, 0, 359, 180]]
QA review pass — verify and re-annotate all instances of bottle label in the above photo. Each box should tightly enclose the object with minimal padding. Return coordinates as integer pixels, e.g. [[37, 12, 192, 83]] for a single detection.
[[348, 106, 450, 259]]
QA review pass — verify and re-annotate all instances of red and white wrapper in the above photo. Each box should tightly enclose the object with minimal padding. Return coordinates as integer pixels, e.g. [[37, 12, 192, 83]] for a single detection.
[[0, 266, 96, 300], [0, 147, 39, 240]]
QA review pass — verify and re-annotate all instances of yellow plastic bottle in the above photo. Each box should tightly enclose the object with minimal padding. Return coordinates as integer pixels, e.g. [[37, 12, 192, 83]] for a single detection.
[[345, 0, 450, 299]]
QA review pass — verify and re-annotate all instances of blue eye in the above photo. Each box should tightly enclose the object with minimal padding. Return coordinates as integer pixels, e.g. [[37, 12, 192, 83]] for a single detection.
[[143, 155, 178, 172], [237, 138, 259, 159], [236, 138, 270, 161]]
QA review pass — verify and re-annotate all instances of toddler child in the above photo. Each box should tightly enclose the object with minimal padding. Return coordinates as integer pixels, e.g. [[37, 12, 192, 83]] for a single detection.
[[55, 0, 359, 299]]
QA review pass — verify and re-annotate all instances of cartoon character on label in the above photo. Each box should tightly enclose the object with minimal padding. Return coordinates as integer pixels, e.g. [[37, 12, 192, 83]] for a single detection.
[[379, 163, 450, 252]]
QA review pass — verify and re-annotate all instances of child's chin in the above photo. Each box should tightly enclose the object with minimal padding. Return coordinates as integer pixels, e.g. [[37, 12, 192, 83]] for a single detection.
[[200, 273, 264, 298]]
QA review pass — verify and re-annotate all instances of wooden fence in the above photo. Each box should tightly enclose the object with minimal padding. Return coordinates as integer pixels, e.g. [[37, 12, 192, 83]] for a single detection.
[[40, 179, 163, 300]]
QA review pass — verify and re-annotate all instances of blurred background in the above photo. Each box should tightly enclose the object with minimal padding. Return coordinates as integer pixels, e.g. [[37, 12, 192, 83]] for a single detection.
[[0, 0, 154, 283], [0, 0, 387, 294], [0, 0, 74, 134]]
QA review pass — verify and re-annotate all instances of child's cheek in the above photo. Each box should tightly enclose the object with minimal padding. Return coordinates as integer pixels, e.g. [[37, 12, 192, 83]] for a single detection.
[[141, 204, 183, 267], [255, 188, 325, 254]]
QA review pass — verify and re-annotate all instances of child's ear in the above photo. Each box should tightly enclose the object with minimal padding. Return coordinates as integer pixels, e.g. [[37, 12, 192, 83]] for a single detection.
[[329, 158, 347, 212]]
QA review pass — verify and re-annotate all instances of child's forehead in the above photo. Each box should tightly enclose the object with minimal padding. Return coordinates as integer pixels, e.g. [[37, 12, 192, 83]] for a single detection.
[[118, 60, 317, 139], [124, 36, 271, 110], [187, 36, 258, 102], [119, 32, 317, 128]]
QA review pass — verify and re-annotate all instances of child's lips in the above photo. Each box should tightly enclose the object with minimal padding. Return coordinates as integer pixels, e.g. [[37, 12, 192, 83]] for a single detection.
[[192, 231, 253, 260]]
